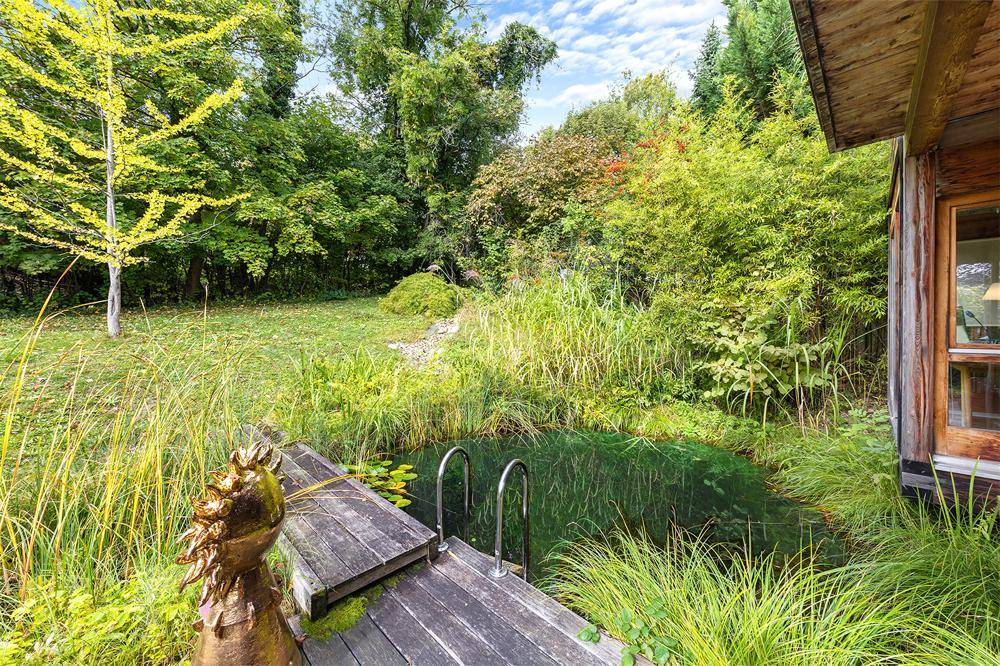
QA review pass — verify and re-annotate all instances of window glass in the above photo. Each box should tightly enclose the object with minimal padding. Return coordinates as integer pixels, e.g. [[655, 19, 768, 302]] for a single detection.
[[949, 362, 1000, 431], [955, 205, 1000, 345]]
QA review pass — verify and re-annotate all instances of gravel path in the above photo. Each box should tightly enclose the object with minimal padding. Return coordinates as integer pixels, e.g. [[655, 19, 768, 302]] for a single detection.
[[387, 317, 459, 366]]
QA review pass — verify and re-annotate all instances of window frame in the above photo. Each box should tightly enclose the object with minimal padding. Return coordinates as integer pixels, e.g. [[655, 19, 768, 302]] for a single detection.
[[933, 189, 1000, 459]]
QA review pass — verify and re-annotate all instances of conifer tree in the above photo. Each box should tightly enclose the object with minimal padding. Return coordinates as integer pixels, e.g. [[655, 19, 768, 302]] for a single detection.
[[690, 22, 723, 116], [0, 0, 250, 336]]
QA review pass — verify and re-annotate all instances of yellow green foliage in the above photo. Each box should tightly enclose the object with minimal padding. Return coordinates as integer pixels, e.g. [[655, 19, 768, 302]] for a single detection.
[[0, 569, 195, 665], [379, 272, 460, 318], [0, 0, 251, 267]]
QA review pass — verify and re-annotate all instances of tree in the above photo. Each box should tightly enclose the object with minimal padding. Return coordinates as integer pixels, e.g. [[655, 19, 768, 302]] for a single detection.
[[717, 0, 804, 119], [465, 133, 609, 280], [690, 22, 723, 116], [0, 0, 249, 336], [560, 70, 676, 155], [688, 1, 806, 120]]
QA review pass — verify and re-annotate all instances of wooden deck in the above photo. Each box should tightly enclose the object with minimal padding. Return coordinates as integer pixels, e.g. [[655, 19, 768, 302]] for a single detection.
[[301, 538, 629, 666], [279, 443, 437, 619], [279, 443, 640, 665]]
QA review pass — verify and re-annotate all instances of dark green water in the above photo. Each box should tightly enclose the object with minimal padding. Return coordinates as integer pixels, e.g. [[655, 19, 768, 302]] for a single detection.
[[396, 431, 843, 581]]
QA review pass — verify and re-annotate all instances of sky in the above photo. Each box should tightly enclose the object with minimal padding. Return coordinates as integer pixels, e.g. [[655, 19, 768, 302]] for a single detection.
[[481, 0, 727, 137]]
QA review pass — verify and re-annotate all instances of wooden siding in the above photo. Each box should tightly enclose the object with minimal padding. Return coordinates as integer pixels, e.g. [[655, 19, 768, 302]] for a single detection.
[[936, 109, 1000, 198], [897, 151, 937, 465], [887, 144, 903, 444]]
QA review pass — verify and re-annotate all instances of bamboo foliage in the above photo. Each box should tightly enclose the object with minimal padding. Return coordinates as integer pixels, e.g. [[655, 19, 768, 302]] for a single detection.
[[0, 0, 250, 334]]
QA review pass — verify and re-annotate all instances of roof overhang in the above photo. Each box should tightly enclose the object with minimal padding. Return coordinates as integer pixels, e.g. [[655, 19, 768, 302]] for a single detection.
[[790, 0, 1000, 154]]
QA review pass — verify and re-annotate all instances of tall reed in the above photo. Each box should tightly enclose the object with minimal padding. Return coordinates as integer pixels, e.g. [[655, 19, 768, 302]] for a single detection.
[[278, 275, 678, 456]]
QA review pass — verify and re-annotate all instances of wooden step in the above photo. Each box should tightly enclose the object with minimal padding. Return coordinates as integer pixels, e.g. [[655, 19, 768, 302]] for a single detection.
[[302, 536, 649, 665], [278, 443, 437, 620]]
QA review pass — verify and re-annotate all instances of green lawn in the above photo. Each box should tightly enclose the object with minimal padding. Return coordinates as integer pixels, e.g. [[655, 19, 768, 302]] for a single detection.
[[0, 298, 427, 422]]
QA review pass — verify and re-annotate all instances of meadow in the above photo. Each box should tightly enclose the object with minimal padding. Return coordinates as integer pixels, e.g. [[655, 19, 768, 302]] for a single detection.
[[0, 0, 995, 662], [0, 298, 425, 663]]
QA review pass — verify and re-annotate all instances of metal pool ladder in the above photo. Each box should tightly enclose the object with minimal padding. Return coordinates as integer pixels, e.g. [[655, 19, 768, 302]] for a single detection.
[[435, 446, 471, 553], [490, 459, 529, 580]]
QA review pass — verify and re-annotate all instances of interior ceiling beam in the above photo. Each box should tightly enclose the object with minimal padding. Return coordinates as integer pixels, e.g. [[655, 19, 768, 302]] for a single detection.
[[905, 0, 994, 156]]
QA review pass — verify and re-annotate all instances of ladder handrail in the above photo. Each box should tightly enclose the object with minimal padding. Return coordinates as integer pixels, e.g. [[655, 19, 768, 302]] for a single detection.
[[490, 458, 529, 580], [435, 446, 471, 553]]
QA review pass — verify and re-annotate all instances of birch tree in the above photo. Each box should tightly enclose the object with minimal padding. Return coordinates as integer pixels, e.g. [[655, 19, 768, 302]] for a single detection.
[[0, 0, 250, 336]]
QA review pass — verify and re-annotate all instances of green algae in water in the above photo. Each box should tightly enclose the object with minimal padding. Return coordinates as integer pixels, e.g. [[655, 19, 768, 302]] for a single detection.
[[397, 431, 843, 581]]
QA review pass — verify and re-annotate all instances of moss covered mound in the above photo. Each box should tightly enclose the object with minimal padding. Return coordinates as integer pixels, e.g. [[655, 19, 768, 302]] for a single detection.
[[380, 272, 460, 318]]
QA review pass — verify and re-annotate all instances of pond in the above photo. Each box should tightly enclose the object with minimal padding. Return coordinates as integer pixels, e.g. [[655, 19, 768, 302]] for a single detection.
[[396, 430, 843, 582]]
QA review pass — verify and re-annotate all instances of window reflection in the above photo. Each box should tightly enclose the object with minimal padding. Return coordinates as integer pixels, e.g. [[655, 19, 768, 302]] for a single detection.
[[949, 362, 1000, 431], [955, 205, 1000, 345]]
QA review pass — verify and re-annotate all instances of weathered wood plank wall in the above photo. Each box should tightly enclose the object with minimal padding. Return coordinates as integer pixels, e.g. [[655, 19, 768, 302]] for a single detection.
[[898, 151, 937, 465]]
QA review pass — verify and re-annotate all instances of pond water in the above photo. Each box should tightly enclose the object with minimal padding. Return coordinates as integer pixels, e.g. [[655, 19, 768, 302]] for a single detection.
[[396, 431, 843, 581]]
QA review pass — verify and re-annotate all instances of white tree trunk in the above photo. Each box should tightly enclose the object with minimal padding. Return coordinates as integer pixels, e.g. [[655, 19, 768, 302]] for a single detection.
[[103, 107, 121, 338], [107, 263, 121, 337]]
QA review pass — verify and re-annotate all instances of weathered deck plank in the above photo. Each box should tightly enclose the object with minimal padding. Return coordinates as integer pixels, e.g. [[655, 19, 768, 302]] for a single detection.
[[446, 538, 626, 664], [281, 456, 385, 569], [294, 443, 436, 544], [367, 591, 458, 665], [302, 633, 359, 666], [384, 575, 509, 665], [431, 542, 613, 665], [339, 615, 407, 666], [289, 446, 431, 557], [409, 567, 560, 666], [278, 444, 436, 620]]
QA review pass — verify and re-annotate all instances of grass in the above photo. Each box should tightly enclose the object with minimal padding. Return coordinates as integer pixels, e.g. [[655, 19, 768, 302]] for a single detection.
[[0, 298, 426, 422], [551, 529, 998, 665], [3, 277, 1000, 663], [0, 297, 425, 663]]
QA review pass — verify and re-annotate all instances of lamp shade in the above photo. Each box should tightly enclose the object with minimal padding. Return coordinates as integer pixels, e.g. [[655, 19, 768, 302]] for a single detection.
[[984, 282, 1000, 301]]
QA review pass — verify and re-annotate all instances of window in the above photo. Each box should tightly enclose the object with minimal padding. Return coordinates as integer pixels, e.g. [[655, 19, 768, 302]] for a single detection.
[[936, 195, 1000, 456], [954, 205, 1000, 347]]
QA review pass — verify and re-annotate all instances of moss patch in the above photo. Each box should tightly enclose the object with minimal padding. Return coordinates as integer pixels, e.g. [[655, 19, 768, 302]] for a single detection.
[[379, 273, 460, 318], [301, 585, 387, 639]]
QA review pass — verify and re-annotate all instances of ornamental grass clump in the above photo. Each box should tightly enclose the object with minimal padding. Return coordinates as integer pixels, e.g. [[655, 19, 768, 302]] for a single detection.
[[379, 272, 461, 318], [551, 529, 997, 665]]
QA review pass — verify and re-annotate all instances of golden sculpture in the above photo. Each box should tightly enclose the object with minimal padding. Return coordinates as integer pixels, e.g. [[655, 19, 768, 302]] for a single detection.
[[178, 437, 302, 665]]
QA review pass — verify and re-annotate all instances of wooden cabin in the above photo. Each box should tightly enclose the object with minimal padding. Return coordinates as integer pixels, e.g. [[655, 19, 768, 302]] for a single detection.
[[791, 1, 1000, 502]]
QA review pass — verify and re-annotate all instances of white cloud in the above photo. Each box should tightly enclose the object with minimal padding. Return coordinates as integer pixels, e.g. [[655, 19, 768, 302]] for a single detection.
[[548, 1, 572, 17], [573, 33, 610, 50], [487, 11, 533, 39], [482, 0, 727, 135], [532, 80, 614, 108]]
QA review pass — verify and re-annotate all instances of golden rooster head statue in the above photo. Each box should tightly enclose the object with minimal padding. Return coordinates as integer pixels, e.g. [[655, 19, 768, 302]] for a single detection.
[[177, 438, 285, 606]]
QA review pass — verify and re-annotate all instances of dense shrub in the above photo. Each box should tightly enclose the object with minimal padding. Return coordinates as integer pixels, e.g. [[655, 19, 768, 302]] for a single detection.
[[0, 570, 195, 664], [379, 272, 461, 318], [464, 134, 610, 284], [599, 85, 889, 410]]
